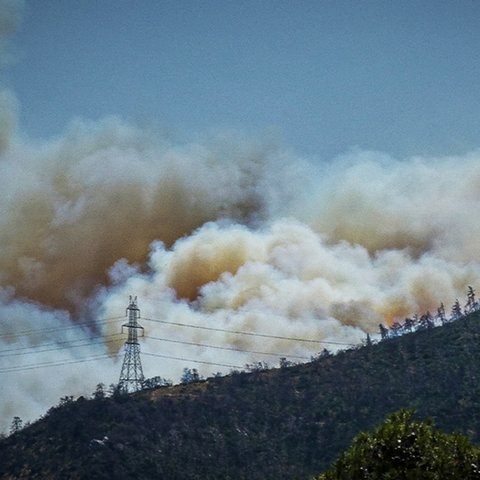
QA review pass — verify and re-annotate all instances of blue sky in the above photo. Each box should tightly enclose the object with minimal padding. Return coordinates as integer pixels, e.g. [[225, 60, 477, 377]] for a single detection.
[[3, 0, 480, 159]]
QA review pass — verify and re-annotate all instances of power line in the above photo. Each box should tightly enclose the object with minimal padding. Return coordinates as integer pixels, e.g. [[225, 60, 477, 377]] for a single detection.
[[145, 334, 310, 360], [0, 316, 124, 340], [0, 334, 122, 358], [0, 309, 358, 375], [0, 332, 311, 373], [143, 352, 242, 370], [0, 354, 112, 374], [142, 316, 355, 346], [0, 350, 244, 374], [0, 332, 123, 353], [0, 332, 311, 372]]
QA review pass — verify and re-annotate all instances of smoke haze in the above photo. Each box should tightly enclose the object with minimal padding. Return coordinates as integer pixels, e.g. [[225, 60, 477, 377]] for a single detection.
[[1, 0, 480, 433], [1, 110, 480, 431]]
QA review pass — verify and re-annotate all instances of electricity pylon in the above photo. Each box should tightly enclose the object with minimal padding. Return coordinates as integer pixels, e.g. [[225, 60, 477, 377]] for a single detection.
[[118, 296, 145, 393]]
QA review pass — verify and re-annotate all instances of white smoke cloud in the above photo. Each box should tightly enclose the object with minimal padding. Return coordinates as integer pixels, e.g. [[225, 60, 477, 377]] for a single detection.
[[0, 290, 119, 432], [0, 117, 307, 315], [99, 213, 480, 389], [311, 151, 480, 261], [1, 0, 479, 436], [1, 112, 480, 432]]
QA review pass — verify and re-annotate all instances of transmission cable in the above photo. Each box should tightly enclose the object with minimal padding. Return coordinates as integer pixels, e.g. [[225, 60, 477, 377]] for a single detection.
[[142, 316, 355, 346], [0, 311, 357, 374], [143, 352, 242, 370], [0, 334, 123, 358], [0, 354, 112, 374], [0, 316, 125, 340], [0, 351, 244, 374], [145, 334, 310, 360]]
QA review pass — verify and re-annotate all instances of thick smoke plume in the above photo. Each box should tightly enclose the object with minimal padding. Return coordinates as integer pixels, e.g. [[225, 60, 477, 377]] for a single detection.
[[0, 119, 303, 316], [1, 110, 480, 431], [0, 4, 479, 427], [0, 0, 480, 438], [1, 1, 479, 440]]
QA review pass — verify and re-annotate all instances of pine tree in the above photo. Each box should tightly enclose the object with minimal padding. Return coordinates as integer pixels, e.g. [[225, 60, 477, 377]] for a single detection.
[[10, 416, 22, 435], [465, 286, 478, 314], [436, 302, 447, 325], [451, 299, 463, 321]]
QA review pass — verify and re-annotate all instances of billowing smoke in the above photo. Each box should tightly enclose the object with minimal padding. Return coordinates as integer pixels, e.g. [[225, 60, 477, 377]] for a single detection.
[[0, 290, 119, 427], [2, 0, 480, 433], [1, 113, 480, 431], [0, 118, 304, 316]]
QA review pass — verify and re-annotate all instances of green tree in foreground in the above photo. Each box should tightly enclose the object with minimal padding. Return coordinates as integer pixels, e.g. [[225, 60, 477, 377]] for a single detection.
[[317, 410, 480, 480]]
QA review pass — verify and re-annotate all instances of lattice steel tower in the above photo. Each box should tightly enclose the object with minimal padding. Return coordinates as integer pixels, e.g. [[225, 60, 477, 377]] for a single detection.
[[118, 296, 145, 392]]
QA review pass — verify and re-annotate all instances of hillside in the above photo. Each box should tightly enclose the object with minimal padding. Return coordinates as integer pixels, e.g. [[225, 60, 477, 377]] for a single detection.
[[1, 311, 480, 479]]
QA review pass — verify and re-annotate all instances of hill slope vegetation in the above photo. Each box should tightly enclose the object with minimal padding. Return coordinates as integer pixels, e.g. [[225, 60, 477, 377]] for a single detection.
[[1, 312, 480, 479]]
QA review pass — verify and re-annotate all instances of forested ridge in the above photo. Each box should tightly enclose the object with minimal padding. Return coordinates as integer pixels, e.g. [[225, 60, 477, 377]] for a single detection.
[[2, 311, 480, 479]]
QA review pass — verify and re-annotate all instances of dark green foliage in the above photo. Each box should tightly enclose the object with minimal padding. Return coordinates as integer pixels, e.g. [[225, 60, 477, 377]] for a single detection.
[[93, 383, 105, 400], [317, 410, 480, 479], [9, 417, 22, 435], [1, 312, 480, 479], [180, 367, 204, 384]]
